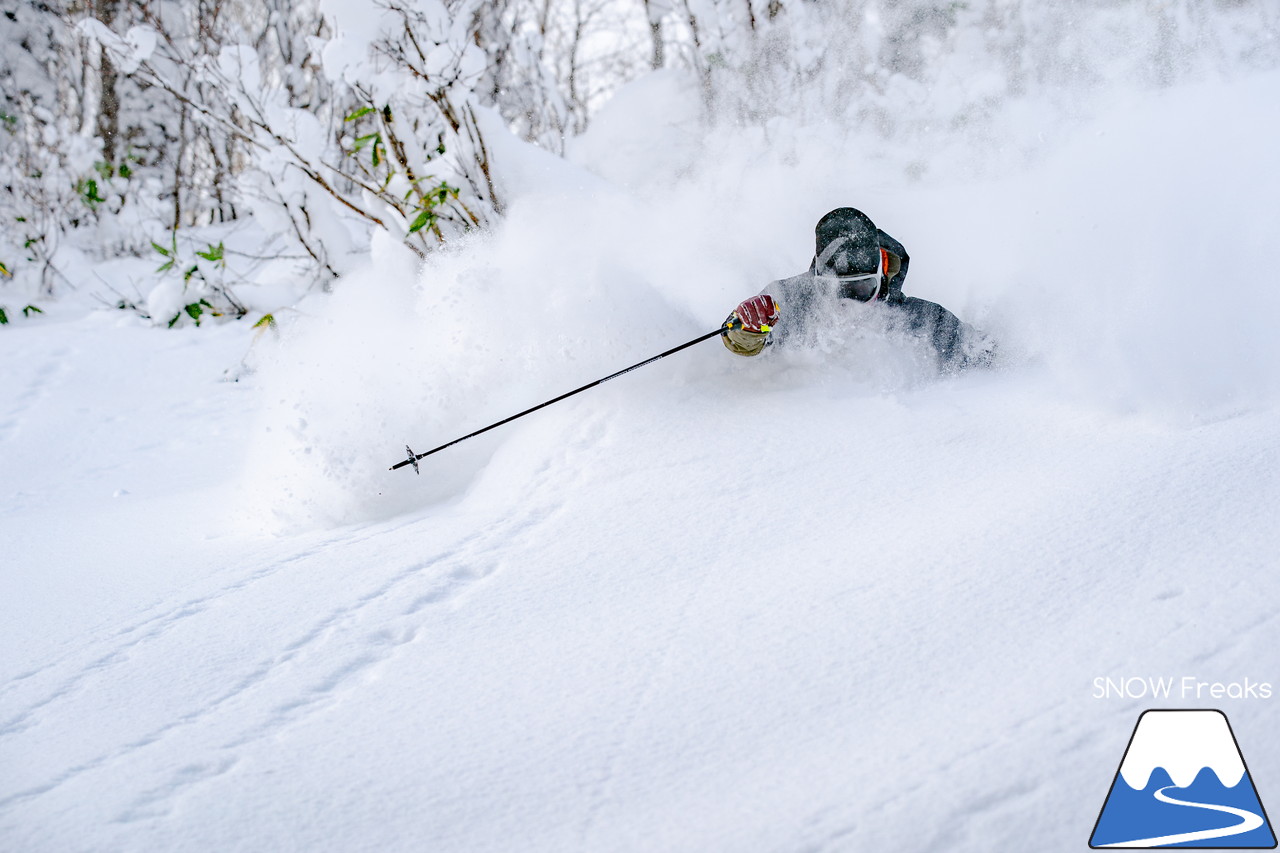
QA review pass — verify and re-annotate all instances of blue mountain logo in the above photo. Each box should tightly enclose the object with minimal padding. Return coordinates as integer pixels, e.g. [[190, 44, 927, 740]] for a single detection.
[[1090, 709, 1276, 848]]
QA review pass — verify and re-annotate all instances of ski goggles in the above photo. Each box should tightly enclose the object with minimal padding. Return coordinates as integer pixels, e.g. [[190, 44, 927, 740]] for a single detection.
[[814, 239, 885, 301], [813, 270, 883, 302]]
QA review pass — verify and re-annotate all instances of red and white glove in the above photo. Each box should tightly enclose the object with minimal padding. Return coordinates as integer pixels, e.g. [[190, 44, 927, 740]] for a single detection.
[[731, 294, 780, 333]]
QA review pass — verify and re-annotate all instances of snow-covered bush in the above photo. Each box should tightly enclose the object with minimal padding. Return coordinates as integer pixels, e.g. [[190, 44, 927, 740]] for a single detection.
[[0, 0, 97, 294], [3, 0, 1278, 320], [81, 0, 517, 264], [621, 0, 1279, 179]]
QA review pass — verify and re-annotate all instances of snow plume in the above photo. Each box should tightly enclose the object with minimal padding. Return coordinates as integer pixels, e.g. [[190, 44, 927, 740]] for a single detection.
[[241, 164, 726, 530], [241, 99, 914, 529], [972, 73, 1280, 420], [240, 232, 428, 531], [657, 33, 1280, 422], [244, 50, 1280, 530]]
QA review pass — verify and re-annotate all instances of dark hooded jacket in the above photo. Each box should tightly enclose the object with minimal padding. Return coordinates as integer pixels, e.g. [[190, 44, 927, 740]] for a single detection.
[[723, 224, 992, 369]]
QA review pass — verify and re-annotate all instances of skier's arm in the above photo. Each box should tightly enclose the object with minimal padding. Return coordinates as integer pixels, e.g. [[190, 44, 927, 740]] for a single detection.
[[898, 297, 995, 369], [722, 294, 779, 357]]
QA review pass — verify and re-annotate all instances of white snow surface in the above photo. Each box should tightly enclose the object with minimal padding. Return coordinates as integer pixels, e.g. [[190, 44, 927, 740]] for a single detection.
[[1118, 710, 1246, 790], [3, 69, 1280, 852]]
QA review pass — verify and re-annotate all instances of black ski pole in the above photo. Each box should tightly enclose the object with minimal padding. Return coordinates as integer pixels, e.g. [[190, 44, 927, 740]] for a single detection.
[[391, 324, 733, 472]]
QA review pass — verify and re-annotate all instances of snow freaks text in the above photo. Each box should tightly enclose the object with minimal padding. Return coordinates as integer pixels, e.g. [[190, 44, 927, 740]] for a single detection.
[[1093, 677, 1274, 701]]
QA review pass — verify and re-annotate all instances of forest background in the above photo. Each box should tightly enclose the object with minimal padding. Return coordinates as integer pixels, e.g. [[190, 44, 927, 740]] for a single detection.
[[4, 0, 1277, 328]]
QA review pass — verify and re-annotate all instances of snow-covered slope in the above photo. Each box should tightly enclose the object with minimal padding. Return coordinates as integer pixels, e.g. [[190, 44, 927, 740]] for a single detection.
[[2, 69, 1279, 852]]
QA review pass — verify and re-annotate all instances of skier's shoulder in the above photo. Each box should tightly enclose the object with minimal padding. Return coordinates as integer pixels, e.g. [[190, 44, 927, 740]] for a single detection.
[[891, 294, 957, 326], [891, 295, 997, 369]]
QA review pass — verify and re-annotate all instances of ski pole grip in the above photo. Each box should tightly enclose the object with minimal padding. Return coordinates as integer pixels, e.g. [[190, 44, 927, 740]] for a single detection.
[[723, 316, 771, 333]]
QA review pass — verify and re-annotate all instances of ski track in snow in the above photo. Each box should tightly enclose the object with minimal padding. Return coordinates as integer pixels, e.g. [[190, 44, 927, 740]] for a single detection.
[[0, 525, 398, 724], [0, 345, 70, 447], [0, 406, 603, 830], [794, 694, 1127, 852], [1187, 608, 1280, 667], [575, 530, 717, 848], [0, 497, 565, 822], [855, 703, 1061, 852]]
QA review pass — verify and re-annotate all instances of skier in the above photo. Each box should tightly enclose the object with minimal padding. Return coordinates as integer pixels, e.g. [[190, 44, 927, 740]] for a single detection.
[[723, 207, 993, 369]]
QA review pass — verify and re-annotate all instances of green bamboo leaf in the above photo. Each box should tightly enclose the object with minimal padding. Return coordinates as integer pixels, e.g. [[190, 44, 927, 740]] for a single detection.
[[345, 106, 375, 122], [0, 260, 10, 277], [22, 304, 42, 317], [195, 242, 224, 264], [407, 209, 434, 234], [80, 178, 104, 206]]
